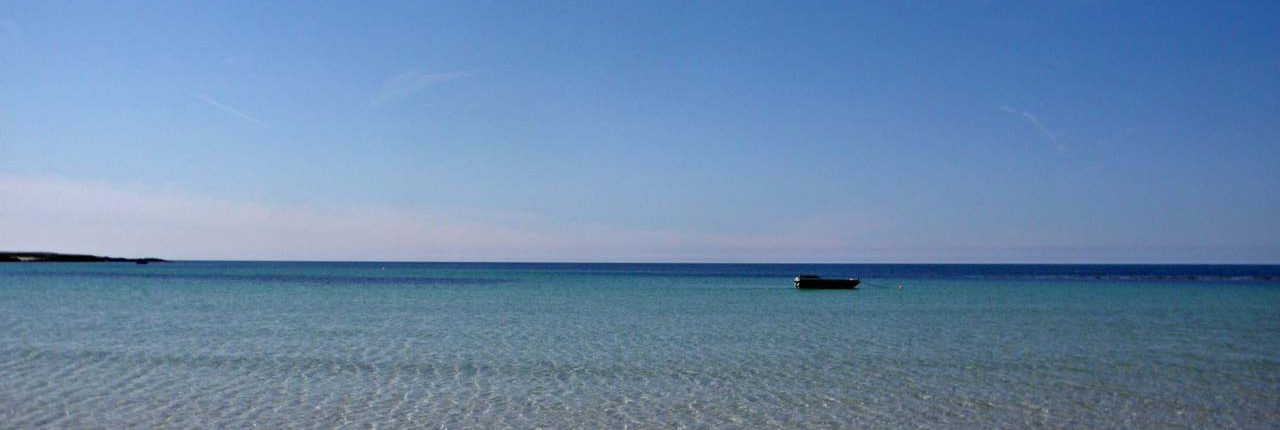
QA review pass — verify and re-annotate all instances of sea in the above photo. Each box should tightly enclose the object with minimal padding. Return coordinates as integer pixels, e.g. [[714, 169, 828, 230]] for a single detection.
[[1, 262, 1277, 428]]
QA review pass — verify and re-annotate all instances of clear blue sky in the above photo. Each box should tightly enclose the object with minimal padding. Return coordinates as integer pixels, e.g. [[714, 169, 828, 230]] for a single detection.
[[2, 1, 1277, 262]]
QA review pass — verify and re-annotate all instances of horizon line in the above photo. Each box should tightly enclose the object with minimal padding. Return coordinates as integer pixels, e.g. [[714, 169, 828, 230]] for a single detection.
[[71, 258, 1280, 266]]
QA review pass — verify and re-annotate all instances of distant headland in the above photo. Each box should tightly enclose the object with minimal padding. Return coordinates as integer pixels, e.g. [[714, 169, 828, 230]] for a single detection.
[[0, 252, 166, 264]]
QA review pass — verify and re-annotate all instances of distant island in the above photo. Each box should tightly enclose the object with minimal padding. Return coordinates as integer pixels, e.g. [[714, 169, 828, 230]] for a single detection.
[[0, 252, 166, 264]]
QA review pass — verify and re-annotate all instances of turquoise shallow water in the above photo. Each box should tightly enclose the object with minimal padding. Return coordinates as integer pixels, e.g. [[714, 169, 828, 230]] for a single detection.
[[1, 262, 1277, 428]]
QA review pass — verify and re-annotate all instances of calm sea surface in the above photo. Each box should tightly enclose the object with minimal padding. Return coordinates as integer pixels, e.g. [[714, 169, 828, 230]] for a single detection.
[[1, 262, 1277, 428]]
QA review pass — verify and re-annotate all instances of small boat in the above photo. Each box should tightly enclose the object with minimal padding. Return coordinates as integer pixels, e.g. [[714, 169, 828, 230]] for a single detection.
[[794, 275, 860, 289]]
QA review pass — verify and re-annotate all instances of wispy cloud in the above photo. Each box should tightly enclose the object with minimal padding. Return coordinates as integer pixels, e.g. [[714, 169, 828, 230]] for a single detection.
[[372, 70, 472, 106], [1096, 126, 1140, 146], [190, 92, 269, 127], [1000, 105, 1057, 141]]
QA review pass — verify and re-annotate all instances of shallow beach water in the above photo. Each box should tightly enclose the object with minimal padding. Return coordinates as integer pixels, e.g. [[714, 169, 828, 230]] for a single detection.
[[1, 262, 1277, 428]]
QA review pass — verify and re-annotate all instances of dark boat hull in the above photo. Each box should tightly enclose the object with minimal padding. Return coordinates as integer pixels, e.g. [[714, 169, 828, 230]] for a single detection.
[[794, 277, 860, 289]]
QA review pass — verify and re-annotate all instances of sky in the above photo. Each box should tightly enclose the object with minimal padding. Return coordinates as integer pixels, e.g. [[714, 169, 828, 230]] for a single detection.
[[1, 1, 1278, 263]]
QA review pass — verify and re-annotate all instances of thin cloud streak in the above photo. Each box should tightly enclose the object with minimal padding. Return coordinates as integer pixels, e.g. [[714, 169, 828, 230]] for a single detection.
[[1000, 105, 1056, 141], [372, 70, 472, 106], [191, 92, 269, 127]]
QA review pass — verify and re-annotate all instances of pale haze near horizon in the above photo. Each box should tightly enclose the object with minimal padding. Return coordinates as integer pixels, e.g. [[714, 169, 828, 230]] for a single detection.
[[1, 1, 1277, 263]]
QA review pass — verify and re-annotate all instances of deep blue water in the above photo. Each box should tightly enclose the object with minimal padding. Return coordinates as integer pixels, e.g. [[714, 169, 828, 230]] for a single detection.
[[1, 262, 1277, 428]]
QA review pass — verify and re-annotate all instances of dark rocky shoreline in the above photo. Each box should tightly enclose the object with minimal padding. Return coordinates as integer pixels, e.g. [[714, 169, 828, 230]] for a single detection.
[[0, 252, 166, 264]]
